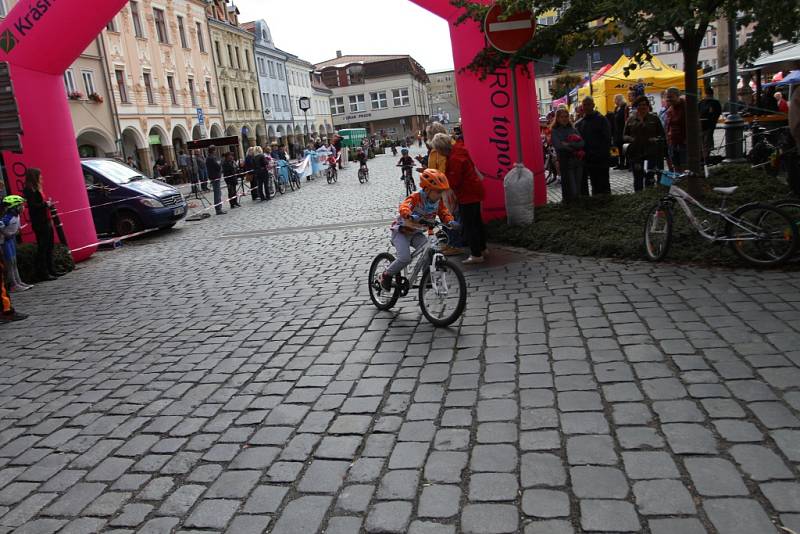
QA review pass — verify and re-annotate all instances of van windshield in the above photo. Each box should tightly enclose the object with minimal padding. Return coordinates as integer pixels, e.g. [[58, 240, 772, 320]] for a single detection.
[[82, 160, 146, 185]]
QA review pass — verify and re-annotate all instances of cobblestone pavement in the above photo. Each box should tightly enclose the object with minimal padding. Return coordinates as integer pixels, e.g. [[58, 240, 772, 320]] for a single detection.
[[2, 148, 800, 534]]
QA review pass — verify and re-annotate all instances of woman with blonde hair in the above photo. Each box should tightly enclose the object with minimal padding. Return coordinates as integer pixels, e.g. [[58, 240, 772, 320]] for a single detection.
[[427, 127, 461, 254]]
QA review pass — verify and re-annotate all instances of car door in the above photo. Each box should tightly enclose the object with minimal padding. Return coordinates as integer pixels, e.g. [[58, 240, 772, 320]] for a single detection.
[[83, 166, 110, 235]]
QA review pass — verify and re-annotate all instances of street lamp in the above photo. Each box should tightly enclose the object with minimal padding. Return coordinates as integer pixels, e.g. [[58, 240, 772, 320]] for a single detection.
[[299, 97, 311, 146]]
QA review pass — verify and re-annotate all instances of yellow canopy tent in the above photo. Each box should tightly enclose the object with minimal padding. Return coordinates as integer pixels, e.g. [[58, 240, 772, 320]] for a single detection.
[[578, 55, 705, 114]]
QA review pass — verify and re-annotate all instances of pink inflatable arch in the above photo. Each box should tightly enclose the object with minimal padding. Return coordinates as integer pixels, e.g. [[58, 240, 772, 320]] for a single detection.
[[0, 0, 129, 261], [411, 0, 546, 220]]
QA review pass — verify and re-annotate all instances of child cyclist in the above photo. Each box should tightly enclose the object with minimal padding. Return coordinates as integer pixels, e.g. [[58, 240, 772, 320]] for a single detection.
[[397, 148, 415, 177], [1, 196, 33, 292], [380, 169, 455, 290], [356, 147, 368, 171]]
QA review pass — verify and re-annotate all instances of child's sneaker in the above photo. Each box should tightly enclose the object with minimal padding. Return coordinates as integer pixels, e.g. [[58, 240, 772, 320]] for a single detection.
[[380, 272, 393, 291]]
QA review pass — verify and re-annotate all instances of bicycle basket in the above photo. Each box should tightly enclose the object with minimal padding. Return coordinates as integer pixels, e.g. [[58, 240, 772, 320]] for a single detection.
[[659, 171, 680, 187]]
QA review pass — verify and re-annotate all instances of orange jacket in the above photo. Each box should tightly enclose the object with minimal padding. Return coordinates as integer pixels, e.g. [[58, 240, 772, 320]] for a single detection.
[[394, 191, 454, 233]]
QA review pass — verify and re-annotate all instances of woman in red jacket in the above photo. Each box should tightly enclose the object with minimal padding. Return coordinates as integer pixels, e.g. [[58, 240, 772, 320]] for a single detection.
[[431, 133, 487, 264]]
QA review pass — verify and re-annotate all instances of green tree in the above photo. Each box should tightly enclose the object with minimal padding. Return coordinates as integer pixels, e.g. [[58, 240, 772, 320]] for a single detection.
[[454, 0, 800, 195], [550, 73, 585, 99]]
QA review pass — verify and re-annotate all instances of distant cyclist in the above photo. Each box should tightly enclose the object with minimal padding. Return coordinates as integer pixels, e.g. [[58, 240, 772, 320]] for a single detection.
[[356, 147, 368, 171], [397, 148, 415, 179]]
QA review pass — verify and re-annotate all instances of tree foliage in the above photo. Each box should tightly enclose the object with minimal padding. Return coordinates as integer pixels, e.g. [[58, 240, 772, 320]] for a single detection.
[[452, 0, 800, 193], [550, 73, 585, 99]]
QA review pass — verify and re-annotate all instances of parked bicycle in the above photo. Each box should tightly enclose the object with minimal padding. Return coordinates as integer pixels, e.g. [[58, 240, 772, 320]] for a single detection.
[[398, 163, 416, 196], [368, 218, 467, 327], [748, 124, 796, 177], [643, 170, 798, 267]]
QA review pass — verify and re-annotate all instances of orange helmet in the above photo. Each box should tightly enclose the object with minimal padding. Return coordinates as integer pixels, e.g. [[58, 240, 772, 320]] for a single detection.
[[420, 169, 449, 191]]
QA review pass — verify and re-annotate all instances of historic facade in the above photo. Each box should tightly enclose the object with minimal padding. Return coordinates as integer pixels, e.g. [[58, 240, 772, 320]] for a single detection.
[[242, 19, 293, 146], [427, 70, 461, 126], [2, 2, 119, 159], [207, 0, 262, 154], [286, 56, 315, 149], [316, 53, 431, 138], [101, 0, 224, 174], [312, 72, 335, 140]]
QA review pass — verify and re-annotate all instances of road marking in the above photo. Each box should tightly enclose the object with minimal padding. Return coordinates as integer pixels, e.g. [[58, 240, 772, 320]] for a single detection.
[[489, 20, 533, 32]]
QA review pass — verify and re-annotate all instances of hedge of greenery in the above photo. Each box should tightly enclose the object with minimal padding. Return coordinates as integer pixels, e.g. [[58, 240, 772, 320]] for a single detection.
[[487, 165, 799, 268], [15, 243, 75, 283]]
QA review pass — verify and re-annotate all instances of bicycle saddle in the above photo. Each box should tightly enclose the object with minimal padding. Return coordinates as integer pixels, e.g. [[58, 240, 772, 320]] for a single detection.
[[713, 186, 738, 195]]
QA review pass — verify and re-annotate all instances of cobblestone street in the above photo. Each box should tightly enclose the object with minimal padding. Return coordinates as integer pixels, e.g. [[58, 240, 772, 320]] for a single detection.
[[1, 149, 799, 534]]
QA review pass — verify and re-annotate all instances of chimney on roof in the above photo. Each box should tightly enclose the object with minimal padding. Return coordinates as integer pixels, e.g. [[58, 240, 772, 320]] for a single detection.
[[336, 50, 342, 58]]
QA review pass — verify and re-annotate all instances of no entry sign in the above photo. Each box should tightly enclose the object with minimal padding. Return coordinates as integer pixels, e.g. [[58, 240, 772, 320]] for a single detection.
[[484, 4, 535, 54]]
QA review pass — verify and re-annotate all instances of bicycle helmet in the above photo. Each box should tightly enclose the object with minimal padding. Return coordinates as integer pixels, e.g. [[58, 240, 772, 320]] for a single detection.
[[401, 148, 409, 154], [419, 169, 450, 191], [2, 195, 25, 209]]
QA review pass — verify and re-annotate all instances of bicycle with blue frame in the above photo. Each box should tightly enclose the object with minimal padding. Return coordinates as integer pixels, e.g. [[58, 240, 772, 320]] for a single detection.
[[643, 170, 798, 267], [368, 217, 467, 327]]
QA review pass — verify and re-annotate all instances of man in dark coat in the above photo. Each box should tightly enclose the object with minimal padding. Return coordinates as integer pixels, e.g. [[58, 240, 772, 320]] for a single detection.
[[205, 146, 225, 215], [576, 96, 612, 195]]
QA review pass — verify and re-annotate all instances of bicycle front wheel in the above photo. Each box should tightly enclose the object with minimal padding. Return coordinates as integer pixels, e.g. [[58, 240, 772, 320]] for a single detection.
[[419, 259, 467, 327], [727, 203, 798, 267], [643, 203, 673, 261], [278, 180, 286, 195], [368, 253, 400, 310], [289, 177, 297, 191]]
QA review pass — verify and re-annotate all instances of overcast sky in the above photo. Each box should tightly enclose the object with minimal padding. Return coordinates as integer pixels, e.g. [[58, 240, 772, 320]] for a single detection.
[[234, 0, 455, 73]]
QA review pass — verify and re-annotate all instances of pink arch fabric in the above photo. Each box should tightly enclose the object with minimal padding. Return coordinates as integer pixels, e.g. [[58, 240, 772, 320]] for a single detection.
[[0, 0, 129, 261], [411, 0, 546, 219]]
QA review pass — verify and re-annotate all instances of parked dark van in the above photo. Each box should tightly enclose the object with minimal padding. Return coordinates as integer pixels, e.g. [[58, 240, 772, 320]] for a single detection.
[[81, 158, 187, 236]]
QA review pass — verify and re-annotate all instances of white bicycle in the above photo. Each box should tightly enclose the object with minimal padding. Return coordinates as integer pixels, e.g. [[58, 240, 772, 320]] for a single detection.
[[368, 219, 467, 327], [644, 170, 798, 267]]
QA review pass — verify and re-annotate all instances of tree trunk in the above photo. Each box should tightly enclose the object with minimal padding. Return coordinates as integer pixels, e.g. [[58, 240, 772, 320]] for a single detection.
[[682, 31, 704, 197]]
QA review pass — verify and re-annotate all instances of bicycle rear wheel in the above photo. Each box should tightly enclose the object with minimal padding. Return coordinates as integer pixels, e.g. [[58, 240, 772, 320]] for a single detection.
[[278, 179, 286, 195], [727, 203, 798, 267], [368, 253, 401, 310], [419, 259, 467, 327], [643, 203, 673, 261], [289, 176, 297, 191]]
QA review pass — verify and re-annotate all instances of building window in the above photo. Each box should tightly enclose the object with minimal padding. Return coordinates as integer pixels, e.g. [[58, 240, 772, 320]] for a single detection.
[[348, 94, 365, 113], [196, 22, 206, 52], [257, 58, 265, 75], [650, 42, 660, 54], [189, 78, 197, 106], [143, 72, 155, 104], [271, 94, 279, 111], [268, 61, 275, 78], [215, 41, 223, 65], [370, 91, 388, 110], [330, 97, 345, 115], [81, 71, 96, 97], [177, 16, 188, 48], [281, 95, 289, 112], [710, 31, 717, 47], [130, 1, 144, 38], [153, 8, 169, 44], [235, 47, 242, 70], [262, 92, 269, 110], [64, 69, 77, 95], [115, 69, 129, 103], [206, 80, 214, 107], [245, 50, 252, 71], [277, 64, 285, 80], [167, 75, 178, 105], [227, 45, 234, 67], [392, 88, 410, 107], [106, 17, 118, 32], [223, 87, 230, 110], [234, 88, 240, 109]]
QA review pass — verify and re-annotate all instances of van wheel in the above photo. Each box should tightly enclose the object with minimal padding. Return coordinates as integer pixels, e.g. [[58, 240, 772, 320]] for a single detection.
[[114, 212, 142, 236]]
